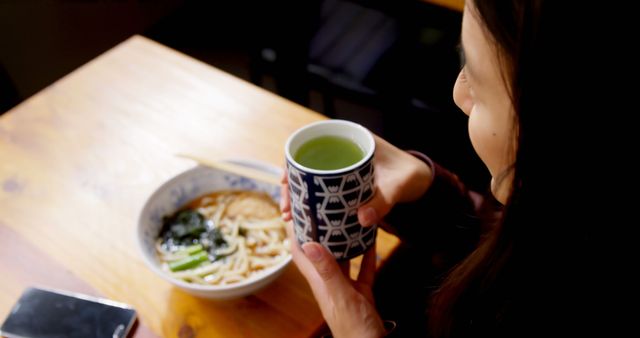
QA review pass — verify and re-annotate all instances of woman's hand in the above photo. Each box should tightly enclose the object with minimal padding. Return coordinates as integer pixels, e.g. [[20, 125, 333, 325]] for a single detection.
[[356, 135, 433, 226], [279, 134, 431, 337], [281, 135, 433, 226], [287, 224, 385, 338]]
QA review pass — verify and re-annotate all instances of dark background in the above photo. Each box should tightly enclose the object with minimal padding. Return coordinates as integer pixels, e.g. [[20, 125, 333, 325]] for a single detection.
[[0, 0, 488, 191]]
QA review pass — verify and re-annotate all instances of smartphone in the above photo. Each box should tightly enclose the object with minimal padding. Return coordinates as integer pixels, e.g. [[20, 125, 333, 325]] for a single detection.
[[0, 287, 137, 338]]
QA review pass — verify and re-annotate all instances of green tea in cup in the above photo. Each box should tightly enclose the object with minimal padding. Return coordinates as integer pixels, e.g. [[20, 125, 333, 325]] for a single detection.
[[293, 136, 364, 170]]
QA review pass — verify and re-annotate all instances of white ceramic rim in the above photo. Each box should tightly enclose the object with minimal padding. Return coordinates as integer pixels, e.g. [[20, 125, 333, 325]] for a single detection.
[[284, 119, 375, 175], [136, 160, 292, 293]]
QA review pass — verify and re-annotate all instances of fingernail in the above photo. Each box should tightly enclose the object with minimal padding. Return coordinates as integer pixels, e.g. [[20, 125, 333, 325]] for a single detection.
[[301, 243, 322, 262], [361, 207, 378, 226], [281, 212, 291, 221]]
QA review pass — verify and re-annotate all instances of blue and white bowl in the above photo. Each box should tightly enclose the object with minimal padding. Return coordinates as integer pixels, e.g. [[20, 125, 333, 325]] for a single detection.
[[137, 160, 291, 300]]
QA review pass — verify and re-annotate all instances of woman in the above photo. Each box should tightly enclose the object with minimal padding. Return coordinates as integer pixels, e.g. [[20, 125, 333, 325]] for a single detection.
[[281, 0, 621, 336]]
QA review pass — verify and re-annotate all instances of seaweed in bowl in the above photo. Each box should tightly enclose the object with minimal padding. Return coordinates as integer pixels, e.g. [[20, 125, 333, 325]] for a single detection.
[[159, 209, 225, 272], [155, 190, 290, 286]]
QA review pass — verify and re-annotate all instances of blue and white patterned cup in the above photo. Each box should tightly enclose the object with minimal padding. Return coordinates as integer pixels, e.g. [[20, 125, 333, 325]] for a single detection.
[[285, 119, 376, 261]]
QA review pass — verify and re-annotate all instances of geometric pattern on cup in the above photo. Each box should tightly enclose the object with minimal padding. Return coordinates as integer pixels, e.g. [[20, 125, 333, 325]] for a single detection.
[[287, 164, 313, 244], [313, 161, 374, 211], [288, 160, 376, 260], [313, 161, 375, 259], [320, 223, 377, 260]]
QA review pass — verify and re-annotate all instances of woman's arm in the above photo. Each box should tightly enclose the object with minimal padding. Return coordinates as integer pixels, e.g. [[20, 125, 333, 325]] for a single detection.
[[383, 151, 487, 266]]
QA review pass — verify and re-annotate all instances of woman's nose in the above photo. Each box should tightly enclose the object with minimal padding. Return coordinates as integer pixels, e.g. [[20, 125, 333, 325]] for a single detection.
[[453, 70, 472, 116]]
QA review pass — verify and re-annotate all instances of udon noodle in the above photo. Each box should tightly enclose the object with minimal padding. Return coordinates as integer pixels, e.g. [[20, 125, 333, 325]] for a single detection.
[[156, 190, 289, 285]]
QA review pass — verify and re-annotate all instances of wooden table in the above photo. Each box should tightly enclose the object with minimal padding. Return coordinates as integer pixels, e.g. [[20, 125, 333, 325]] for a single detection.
[[0, 35, 399, 337], [425, 0, 464, 12]]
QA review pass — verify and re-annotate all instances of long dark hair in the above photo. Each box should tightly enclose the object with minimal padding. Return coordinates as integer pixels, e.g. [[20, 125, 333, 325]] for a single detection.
[[428, 0, 604, 336]]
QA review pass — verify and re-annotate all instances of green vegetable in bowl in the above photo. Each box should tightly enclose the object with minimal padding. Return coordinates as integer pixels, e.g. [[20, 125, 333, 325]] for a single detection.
[[168, 250, 209, 272]]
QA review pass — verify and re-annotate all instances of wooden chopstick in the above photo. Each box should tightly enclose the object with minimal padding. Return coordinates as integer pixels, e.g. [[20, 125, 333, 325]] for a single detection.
[[176, 154, 282, 186]]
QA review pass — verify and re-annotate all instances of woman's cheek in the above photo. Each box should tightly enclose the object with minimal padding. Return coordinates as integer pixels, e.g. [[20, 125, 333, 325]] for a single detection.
[[467, 106, 499, 177]]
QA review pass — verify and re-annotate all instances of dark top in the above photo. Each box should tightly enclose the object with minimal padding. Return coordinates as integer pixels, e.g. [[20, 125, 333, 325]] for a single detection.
[[383, 151, 492, 271], [375, 151, 503, 337], [377, 152, 598, 337]]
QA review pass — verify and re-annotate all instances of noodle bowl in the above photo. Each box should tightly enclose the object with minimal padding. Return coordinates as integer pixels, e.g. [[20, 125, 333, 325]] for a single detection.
[[138, 163, 291, 299], [156, 190, 290, 286]]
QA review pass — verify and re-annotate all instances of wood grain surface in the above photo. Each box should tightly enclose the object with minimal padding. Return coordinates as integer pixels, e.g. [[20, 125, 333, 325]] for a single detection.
[[0, 35, 399, 337], [425, 0, 464, 11]]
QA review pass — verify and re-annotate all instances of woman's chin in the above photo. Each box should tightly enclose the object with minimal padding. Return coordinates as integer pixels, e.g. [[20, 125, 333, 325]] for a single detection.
[[490, 177, 508, 205]]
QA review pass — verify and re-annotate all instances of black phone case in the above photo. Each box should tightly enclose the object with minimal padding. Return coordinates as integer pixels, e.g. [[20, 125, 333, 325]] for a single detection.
[[0, 287, 137, 338]]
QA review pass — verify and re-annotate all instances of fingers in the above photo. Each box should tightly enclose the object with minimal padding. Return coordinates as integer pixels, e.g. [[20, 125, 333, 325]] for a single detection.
[[357, 245, 377, 287], [285, 220, 296, 247], [339, 260, 351, 277], [280, 168, 292, 221], [287, 223, 317, 280], [287, 223, 338, 290], [300, 242, 346, 290], [358, 206, 379, 228], [357, 190, 391, 227], [281, 211, 292, 222]]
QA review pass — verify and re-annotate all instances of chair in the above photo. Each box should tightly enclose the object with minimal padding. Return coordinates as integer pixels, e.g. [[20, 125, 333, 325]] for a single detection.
[[249, 0, 461, 114], [250, 0, 488, 191]]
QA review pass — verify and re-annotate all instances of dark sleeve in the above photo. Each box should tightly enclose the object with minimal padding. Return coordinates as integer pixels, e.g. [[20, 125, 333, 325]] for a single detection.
[[382, 151, 488, 263]]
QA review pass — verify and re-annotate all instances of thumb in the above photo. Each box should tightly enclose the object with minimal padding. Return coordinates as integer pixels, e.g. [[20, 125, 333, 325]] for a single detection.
[[301, 242, 347, 289], [358, 191, 391, 227]]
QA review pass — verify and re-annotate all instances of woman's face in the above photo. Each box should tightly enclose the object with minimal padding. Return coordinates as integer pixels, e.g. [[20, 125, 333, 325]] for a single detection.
[[453, 5, 515, 204]]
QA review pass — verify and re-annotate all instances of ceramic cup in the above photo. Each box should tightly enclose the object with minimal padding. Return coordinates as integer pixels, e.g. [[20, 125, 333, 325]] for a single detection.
[[285, 119, 376, 260]]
